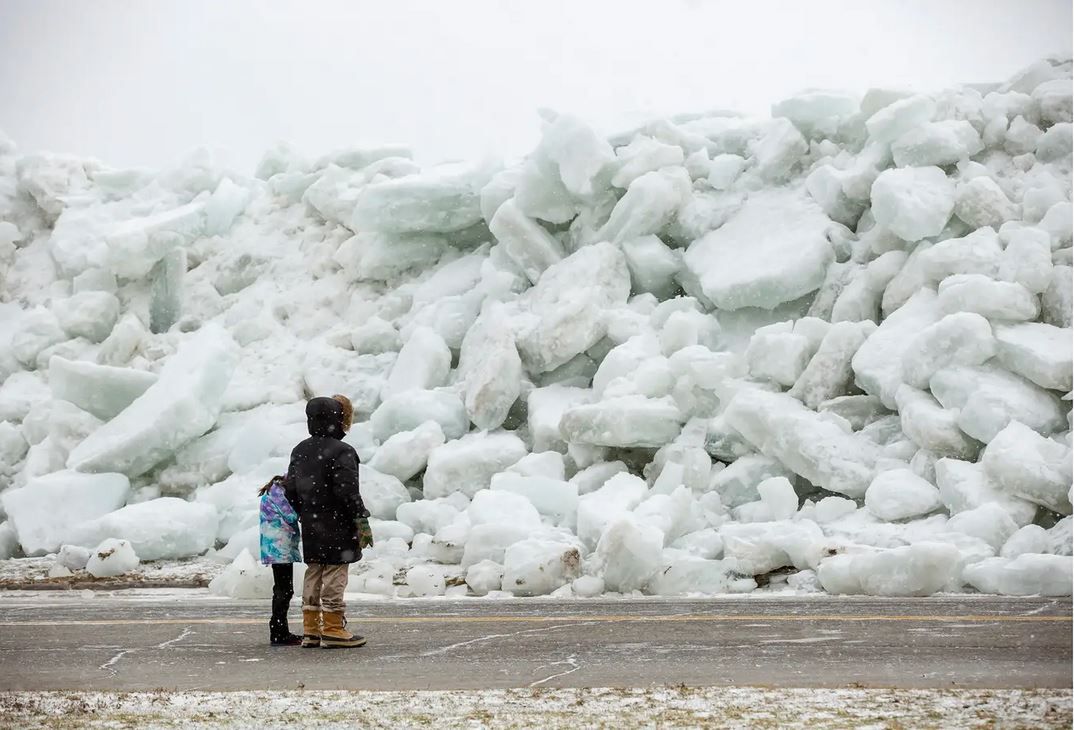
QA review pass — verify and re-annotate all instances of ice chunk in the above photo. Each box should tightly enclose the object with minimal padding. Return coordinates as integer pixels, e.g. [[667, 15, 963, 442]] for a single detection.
[[953, 176, 1014, 229], [465, 559, 504, 595], [467, 489, 541, 529], [819, 543, 960, 596], [560, 395, 684, 448], [900, 312, 996, 389], [576, 472, 649, 549], [1042, 266, 1072, 328], [423, 431, 528, 498], [1000, 524, 1052, 559], [947, 502, 1018, 552], [56, 544, 91, 571], [620, 235, 682, 299], [934, 457, 1037, 526], [517, 241, 630, 373], [650, 555, 746, 596], [683, 189, 835, 310], [1035, 121, 1073, 162], [1004, 115, 1042, 154], [982, 421, 1073, 514], [865, 469, 942, 521], [350, 317, 401, 355], [612, 136, 685, 188], [68, 497, 217, 560], [208, 549, 272, 598], [814, 496, 858, 523], [48, 357, 157, 422], [488, 198, 564, 285], [527, 385, 591, 452], [831, 251, 907, 324], [502, 538, 581, 596], [1, 471, 129, 555], [396, 497, 462, 536], [930, 364, 1065, 443], [371, 389, 468, 443], [351, 161, 493, 233], [404, 565, 447, 597], [67, 325, 238, 477], [707, 154, 745, 190], [993, 322, 1073, 392], [457, 304, 522, 431], [919, 227, 1003, 282], [891, 121, 982, 167], [11, 309, 66, 368], [790, 321, 876, 408], [105, 200, 207, 280], [1040, 202, 1073, 248], [866, 94, 937, 143], [772, 90, 860, 137], [381, 327, 450, 401], [594, 167, 692, 244], [538, 113, 615, 197], [757, 477, 798, 521], [852, 289, 943, 409], [724, 389, 880, 498], [356, 465, 410, 520], [938, 275, 1039, 322], [895, 386, 979, 459], [491, 472, 578, 528], [369, 421, 444, 482], [148, 249, 185, 334], [751, 118, 808, 181], [85, 538, 140, 578], [53, 291, 119, 343], [870, 166, 954, 242], [995, 228, 1053, 296], [963, 554, 1073, 596], [746, 330, 814, 387], [596, 516, 663, 593]]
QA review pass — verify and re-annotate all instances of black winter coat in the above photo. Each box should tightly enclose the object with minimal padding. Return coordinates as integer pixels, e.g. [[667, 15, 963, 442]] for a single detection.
[[284, 397, 369, 565]]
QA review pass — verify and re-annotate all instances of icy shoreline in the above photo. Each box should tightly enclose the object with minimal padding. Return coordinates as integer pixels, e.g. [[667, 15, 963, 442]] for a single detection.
[[0, 57, 1072, 600], [2, 688, 1070, 729]]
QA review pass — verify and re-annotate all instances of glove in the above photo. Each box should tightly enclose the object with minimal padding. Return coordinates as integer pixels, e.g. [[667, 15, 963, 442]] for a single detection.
[[357, 517, 374, 549]]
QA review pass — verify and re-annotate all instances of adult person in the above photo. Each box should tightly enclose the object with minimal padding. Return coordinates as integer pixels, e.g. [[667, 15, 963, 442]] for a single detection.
[[284, 395, 369, 649]]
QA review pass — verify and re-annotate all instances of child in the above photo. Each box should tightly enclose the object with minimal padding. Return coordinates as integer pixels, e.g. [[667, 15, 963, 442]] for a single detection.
[[258, 475, 302, 646]]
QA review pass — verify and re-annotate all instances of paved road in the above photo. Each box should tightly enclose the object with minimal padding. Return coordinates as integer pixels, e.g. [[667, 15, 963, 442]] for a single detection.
[[0, 592, 1069, 691]]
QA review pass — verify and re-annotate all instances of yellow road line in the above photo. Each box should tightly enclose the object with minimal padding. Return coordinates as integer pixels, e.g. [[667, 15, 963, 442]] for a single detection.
[[0, 613, 1068, 627]]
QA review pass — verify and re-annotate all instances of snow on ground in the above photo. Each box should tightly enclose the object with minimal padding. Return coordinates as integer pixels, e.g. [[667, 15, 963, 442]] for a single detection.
[[1, 687, 1070, 729], [0, 57, 1072, 600]]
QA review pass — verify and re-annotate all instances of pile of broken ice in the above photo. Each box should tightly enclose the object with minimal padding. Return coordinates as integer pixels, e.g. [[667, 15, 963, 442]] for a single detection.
[[0, 57, 1071, 599]]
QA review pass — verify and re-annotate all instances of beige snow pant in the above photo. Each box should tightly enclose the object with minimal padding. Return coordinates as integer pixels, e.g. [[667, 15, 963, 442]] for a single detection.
[[302, 563, 349, 614]]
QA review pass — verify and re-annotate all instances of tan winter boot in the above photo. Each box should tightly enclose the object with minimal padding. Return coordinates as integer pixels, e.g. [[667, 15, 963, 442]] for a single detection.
[[320, 612, 366, 648], [301, 609, 322, 648]]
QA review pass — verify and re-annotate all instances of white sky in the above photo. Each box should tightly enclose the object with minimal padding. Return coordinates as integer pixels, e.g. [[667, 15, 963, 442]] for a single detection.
[[1, 0, 1071, 173]]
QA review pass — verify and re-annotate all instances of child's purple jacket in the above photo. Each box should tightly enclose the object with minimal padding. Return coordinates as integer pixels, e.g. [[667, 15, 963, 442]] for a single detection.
[[259, 478, 301, 565]]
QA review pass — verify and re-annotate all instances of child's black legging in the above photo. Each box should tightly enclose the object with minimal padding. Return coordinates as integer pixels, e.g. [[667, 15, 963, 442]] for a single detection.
[[270, 563, 294, 639]]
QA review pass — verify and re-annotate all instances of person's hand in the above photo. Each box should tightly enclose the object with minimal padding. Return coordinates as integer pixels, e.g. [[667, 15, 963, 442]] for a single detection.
[[357, 517, 374, 549]]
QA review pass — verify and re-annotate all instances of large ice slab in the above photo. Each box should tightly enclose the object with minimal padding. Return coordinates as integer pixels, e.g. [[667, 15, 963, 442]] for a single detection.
[[69, 497, 218, 560], [48, 356, 158, 421], [683, 189, 835, 311], [423, 431, 528, 499], [516, 241, 631, 373], [351, 161, 494, 234], [560, 395, 684, 448], [457, 303, 522, 431], [67, 324, 238, 477], [981, 421, 1073, 515], [0, 471, 129, 555]]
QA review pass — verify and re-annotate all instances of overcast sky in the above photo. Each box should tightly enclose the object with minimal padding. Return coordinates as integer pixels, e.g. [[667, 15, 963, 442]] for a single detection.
[[1, 0, 1070, 173]]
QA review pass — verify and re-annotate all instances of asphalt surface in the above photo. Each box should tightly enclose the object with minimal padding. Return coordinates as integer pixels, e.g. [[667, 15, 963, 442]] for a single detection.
[[0, 592, 1069, 691]]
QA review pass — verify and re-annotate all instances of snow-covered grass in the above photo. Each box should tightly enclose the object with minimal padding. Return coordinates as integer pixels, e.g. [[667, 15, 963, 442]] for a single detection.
[[2, 687, 1070, 729]]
